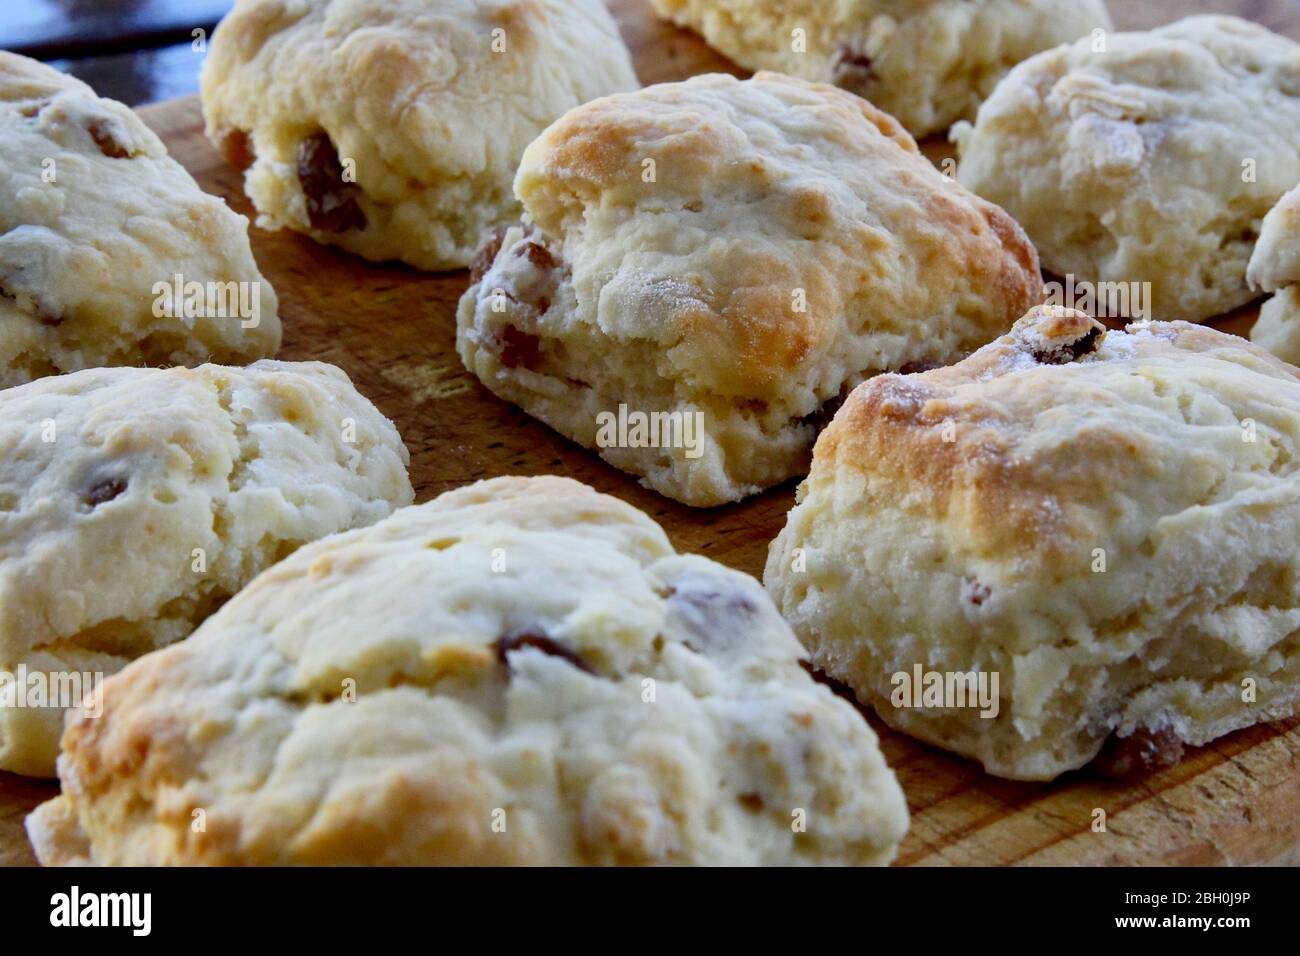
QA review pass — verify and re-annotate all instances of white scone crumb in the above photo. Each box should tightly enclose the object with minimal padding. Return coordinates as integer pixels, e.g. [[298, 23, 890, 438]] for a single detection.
[[767, 306, 1300, 781], [0, 360, 413, 777], [29, 476, 908, 865], [200, 0, 639, 270], [0, 52, 280, 387]]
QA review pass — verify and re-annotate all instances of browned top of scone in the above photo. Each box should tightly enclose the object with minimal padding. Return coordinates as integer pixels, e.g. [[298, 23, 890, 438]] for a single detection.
[[816, 306, 1300, 562], [28, 476, 909, 865], [511, 71, 1041, 400]]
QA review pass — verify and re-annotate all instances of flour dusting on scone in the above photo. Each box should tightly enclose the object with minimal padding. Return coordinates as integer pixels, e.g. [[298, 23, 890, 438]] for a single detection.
[[954, 15, 1300, 323], [28, 476, 908, 865], [649, 0, 1112, 137], [766, 306, 1300, 781], [200, 0, 639, 270], [458, 72, 1041, 507], [0, 52, 279, 387], [0, 361, 413, 778], [1248, 184, 1300, 365]]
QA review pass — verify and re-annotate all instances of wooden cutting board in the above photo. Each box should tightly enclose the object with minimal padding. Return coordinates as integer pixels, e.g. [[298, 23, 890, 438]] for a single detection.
[[4, 0, 1300, 867]]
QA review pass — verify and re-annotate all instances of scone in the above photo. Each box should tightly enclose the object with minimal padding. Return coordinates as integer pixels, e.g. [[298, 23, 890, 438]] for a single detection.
[[1248, 184, 1300, 365], [27, 476, 909, 866], [458, 72, 1041, 507], [954, 15, 1300, 324], [766, 306, 1300, 781], [0, 52, 279, 388], [200, 0, 639, 270], [0, 360, 413, 778], [649, 0, 1112, 137]]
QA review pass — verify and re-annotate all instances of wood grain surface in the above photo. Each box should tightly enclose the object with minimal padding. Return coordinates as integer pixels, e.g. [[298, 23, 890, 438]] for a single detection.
[[3, 0, 1300, 867]]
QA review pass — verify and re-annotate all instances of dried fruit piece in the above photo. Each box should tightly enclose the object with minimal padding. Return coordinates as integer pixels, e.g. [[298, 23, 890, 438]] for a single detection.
[[219, 128, 255, 172], [962, 577, 992, 608], [497, 326, 542, 370], [87, 119, 130, 159], [665, 580, 761, 655], [798, 384, 854, 432], [470, 227, 510, 285], [833, 45, 876, 83], [519, 242, 557, 272], [1093, 726, 1185, 779], [1031, 325, 1104, 365], [898, 359, 941, 375], [296, 131, 367, 234], [84, 477, 127, 508], [494, 631, 594, 674]]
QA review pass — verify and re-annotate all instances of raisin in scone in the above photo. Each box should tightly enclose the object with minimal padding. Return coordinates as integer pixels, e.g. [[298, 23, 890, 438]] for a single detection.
[[0, 360, 413, 778], [27, 476, 908, 866], [1248, 184, 1300, 365], [954, 15, 1300, 324], [458, 72, 1041, 507], [200, 0, 638, 271], [649, 0, 1111, 138], [766, 306, 1300, 782], [0, 52, 279, 388]]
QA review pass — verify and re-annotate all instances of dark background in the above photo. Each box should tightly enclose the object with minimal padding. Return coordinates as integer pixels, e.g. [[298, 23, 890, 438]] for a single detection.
[[0, 0, 230, 104]]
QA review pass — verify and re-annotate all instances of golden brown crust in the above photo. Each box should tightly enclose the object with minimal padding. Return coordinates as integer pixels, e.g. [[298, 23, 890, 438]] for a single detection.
[[818, 309, 1093, 557], [768, 306, 1300, 779], [519, 75, 1038, 394], [33, 477, 910, 864], [819, 309, 1300, 561], [459, 72, 1041, 505]]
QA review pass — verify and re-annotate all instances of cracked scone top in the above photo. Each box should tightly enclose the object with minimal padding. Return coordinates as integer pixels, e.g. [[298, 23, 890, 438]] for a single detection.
[[200, 0, 638, 270], [0, 52, 279, 387], [954, 15, 1300, 323], [28, 476, 908, 865], [766, 306, 1300, 781], [458, 72, 1041, 507], [1248, 183, 1300, 365], [0, 360, 413, 777], [648, 0, 1112, 137]]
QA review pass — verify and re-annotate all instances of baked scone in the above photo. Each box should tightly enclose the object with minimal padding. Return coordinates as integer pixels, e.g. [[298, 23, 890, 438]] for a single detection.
[[200, 0, 639, 270], [766, 306, 1300, 781], [458, 72, 1041, 507], [0, 52, 279, 388], [28, 476, 908, 866], [953, 15, 1300, 324], [1248, 184, 1300, 365], [0, 360, 413, 778], [649, 0, 1112, 137]]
